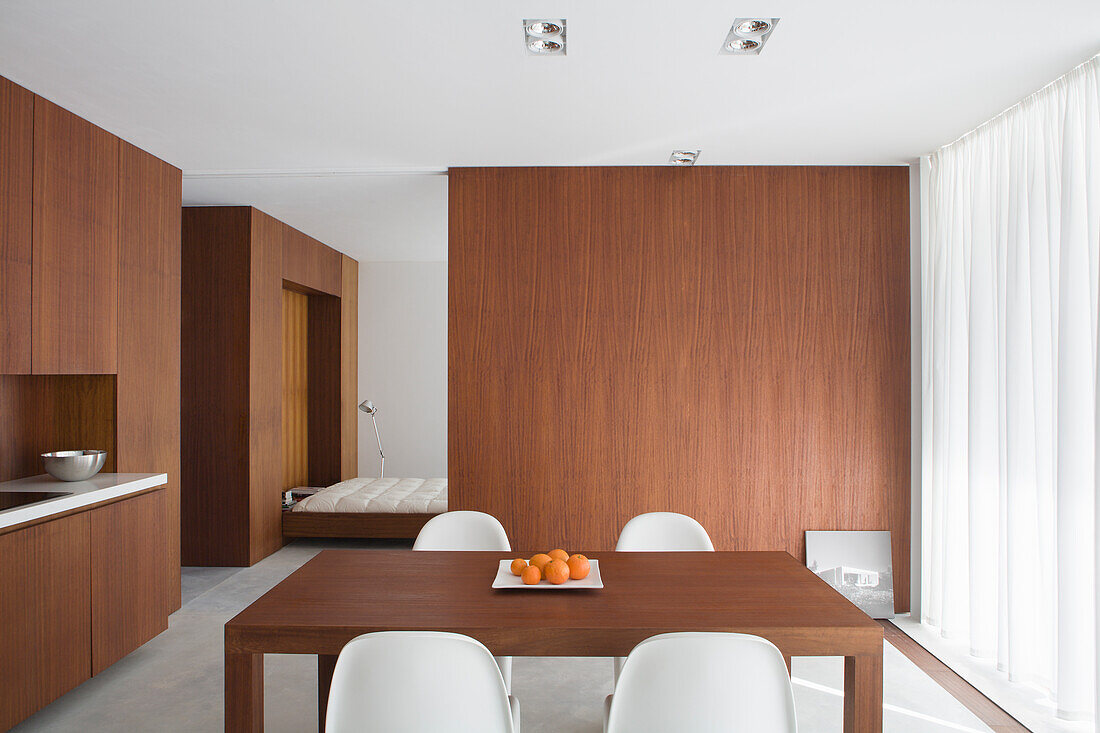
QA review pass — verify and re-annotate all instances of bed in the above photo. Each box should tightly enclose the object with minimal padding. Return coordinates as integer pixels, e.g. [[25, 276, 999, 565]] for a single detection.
[[281, 477, 447, 539]]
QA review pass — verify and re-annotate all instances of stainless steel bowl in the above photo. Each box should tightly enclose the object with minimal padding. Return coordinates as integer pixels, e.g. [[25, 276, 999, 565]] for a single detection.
[[41, 450, 107, 482]]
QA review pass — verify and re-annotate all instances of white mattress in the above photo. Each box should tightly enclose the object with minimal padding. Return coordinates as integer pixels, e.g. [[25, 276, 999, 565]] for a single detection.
[[291, 477, 447, 514]]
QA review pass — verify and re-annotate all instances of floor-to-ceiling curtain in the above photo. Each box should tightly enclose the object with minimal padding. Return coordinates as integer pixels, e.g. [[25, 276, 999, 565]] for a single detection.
[[922, 53, 1100, 721]]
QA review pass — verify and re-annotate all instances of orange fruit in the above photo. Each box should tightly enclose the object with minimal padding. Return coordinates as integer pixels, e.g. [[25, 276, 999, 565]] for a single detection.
[[521, 565, 541, 585], [567, 554, 590, 580], [545, 559, 571, 584], [510, 558, 528, 576], [548, 549, 569, 562], [529, 553, 553, 577]]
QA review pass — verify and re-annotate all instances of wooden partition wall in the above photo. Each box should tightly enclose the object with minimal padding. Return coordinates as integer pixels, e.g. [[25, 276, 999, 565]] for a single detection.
[[182, 206, 358, 566], [448, 166, 912, 609]]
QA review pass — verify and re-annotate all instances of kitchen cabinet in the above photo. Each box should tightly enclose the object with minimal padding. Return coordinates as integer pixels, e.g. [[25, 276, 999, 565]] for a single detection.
[[0, 511, 91, 731], [31, 95, 119, 374], [0, 76, 33, 374]]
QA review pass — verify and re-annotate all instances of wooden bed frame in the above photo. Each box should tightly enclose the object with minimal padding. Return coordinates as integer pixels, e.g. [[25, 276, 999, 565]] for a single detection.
[[282, 510, 440, 539]]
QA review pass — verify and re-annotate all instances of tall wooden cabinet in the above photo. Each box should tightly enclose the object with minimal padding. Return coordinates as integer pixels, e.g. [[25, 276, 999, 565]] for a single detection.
[[0, 76, 32, 374], [0, 75, 182, 606], [182, 206, 358, 566]]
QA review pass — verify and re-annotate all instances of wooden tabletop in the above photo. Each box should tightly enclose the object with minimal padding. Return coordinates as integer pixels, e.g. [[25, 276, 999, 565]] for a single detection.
[[226, 550, 881, 658]]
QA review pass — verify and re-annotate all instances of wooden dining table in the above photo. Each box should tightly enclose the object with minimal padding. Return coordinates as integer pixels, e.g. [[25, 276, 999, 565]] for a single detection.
[[224, 549, 883, 732]]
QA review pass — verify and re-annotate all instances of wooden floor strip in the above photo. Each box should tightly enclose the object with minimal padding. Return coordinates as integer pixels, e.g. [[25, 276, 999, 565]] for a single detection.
[[880, 621, 1031, 732]]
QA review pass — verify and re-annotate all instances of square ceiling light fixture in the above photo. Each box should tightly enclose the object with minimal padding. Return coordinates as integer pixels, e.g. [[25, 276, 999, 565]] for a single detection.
[[670, 150, 700, 166], [720, 17, 779, 55], [524, 19, 566, 55]]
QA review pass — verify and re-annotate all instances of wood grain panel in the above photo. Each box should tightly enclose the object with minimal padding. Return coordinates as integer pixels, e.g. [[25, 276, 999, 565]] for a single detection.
[[0, 511, 90, 731], [90, 488, 169, 674], [0, 76, 33, 374], [282, 288, 309, 489], [307, 293, 341, 487], [340, 255, 359, 479], [116, 141, 181, 611], [282, 222, 341, 296], [181, 206, 252, 566], [31, 96, 119, 374], [249, 209, 285, 563], [0, 374, 116, 482], [448, 166, 912, 610]]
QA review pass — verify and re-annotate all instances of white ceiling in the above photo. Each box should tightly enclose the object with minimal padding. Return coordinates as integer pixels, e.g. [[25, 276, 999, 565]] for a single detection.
[[2, 0, 1097, 258], [184, 173, 447, 261]]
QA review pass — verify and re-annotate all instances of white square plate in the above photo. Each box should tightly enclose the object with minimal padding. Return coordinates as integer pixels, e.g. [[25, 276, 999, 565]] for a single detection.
[[491, 559, 603, 589]]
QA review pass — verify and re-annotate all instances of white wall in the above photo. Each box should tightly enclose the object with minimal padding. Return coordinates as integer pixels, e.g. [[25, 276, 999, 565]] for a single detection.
[[358, 261, 448, 478]]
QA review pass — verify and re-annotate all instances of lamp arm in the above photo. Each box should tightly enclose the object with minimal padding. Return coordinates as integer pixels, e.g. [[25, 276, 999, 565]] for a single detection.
[[371, 414, 385, 478]]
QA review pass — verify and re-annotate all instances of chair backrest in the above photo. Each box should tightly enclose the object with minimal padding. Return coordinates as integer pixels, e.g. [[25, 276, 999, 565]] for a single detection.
[[615, 512, 715, 551], [607, 632, 797, 733], [326, 631, 514, 733], [413, 510, 511, 551]]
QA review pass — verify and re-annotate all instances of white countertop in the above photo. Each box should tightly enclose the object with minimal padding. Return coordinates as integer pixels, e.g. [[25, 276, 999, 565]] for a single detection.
[[0, 473, 169, 530]]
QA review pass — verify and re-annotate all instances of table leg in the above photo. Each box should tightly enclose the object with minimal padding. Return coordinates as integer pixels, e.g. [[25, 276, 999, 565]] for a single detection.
[[843, 652, 883, 733], [225, 650, 263, 732], [318, 655, 337, 732]]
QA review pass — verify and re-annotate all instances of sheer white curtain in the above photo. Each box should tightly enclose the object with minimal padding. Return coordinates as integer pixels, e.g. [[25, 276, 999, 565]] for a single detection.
[[922, 53, 1100, 721]]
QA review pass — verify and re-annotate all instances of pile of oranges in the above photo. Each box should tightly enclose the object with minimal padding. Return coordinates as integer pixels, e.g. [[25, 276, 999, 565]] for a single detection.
[[510, 548, 590, 585]]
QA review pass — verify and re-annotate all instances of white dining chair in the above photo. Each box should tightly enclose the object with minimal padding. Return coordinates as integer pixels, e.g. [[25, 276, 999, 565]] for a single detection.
[[604, 632, 796, 733], [615, 511, 716, 552], [413, 510, 513, 690], [325, 631, 520, 733], [413, 510, 512, 552], [613, 511, 715, 682]]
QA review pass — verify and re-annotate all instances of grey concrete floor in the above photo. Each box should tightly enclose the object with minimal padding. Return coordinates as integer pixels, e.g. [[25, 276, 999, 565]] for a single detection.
[[14, 540, 992, 732]]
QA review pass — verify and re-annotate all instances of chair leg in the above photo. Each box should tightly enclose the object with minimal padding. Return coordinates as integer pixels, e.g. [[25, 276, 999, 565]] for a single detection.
[[508, 694, 521, 733], [496, 655, 513, 693], [613, 656, 625, 686]]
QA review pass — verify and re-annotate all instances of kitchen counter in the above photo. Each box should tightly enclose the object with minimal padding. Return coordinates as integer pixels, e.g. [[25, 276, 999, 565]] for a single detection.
[[0, 472, 168, 531]]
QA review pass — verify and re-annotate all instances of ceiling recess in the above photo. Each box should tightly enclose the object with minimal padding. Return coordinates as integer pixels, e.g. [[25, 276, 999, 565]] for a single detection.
[[524, 18, 567, 56], [720, 17, 779, 55]]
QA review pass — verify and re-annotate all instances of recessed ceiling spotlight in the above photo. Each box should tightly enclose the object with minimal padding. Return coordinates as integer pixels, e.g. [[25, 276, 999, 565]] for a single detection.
[[526, 21, 562, 37], [528, 39, 563, 54], [524, 18, 566, 56], [670, 150, 700, 166], [735, 19, 771, 36], [720, 17, 779, 55], [727, 38, 760, 52]]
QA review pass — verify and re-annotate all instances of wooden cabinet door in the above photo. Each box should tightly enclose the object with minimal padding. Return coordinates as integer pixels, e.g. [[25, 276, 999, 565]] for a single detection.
[[0, 513, 91, 731], [0, 76, 33, 373], [90, 489, 169, 674], [32, 96, 119, 374], [117, 141, 182, 611]]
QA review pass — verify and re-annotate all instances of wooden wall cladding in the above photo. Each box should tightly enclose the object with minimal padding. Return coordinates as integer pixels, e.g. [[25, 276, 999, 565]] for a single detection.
[[89, 489, 169, 674], [0, 511, 91, 731], [0, 374, 117, 482], [248, 209, 285, 563], [340, 255, 359, 479], [448, 166, 912, 610], [0, 76, 32, 374], [307, 293, 341, 488], [32, 97, 119, 374], [181, 206, 252, 566], [116, 141, 182, 611], [282, 222, 341, 296], [282, 288, 310, 490]]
